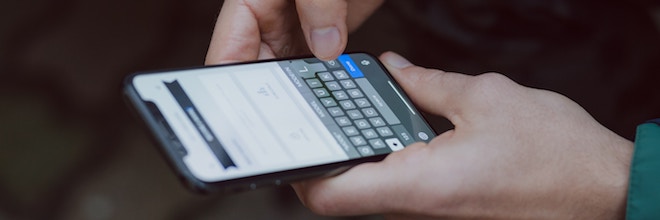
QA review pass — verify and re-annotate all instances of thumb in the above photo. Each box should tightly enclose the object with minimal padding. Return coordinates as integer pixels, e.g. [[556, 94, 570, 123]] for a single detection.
[[296, 0, 349, 61], [379, 52, 472, 124]]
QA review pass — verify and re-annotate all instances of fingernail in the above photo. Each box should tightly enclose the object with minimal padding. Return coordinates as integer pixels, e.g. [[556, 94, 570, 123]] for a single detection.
[[311, 26, 340, 59], [382, 52, 412, 69]]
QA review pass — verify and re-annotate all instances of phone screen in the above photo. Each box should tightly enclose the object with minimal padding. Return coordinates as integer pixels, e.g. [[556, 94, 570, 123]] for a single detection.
[[128, 53, 435, 184]]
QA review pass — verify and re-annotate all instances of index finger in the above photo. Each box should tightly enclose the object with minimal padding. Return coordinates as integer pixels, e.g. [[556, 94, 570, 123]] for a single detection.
[[205, 0, 262, 65], [292, 142, 431, 216]]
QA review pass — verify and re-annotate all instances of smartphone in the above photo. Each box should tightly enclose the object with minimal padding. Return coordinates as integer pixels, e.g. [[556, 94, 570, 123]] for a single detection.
[[123, 52, 436, 193]]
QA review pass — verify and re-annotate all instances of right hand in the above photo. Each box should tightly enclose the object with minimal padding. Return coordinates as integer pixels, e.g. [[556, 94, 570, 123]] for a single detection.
[[293, 52, 632, 219], [205, 0, 384, 65]]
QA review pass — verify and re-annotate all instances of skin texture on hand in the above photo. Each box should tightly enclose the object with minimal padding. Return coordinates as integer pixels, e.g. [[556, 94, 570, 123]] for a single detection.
[[204, 2, 633, 217], [204, 0, 383, 65], [293, 52, 634, 219]]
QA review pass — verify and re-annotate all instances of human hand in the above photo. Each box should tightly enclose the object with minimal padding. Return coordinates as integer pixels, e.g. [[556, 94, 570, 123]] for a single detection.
[[205, 0, 383, 65], [293, 52, 633, 219]]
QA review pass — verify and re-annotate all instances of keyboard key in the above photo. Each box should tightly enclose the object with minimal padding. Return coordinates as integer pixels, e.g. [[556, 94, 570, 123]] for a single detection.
[[361, 129, 378, 139], [385, 138, 404, 151], [350, 136, 367, 146], [335, 117, 352, 126], [356, 146, 375, 156], [313, 88, 330, 97], [339, 79, 357, 89], [347, 89, 364, 98], [362, 108, 378, 117], [369, 117, 386, 127], [392, 125, 414, 145], [369, 139, 387, 149], [325, 81, 341, 91], [354, 98, 371, 108], [330, 131, 359, 158], [325, 60, 341, 69], [355, 119, 371, 129], [342, 126, 360, 136], [346, 110, 364, 119], [327, 107, 344, 116], [332, 70, 350, 79], [291, 60, 326, 78], [306, 79, 322, 88], [332, 91, 349, 100], [318, 72, 335, 81], [376, 127, 394, 137], [339, 100, 356, 110], [320, 97, 337, 107]]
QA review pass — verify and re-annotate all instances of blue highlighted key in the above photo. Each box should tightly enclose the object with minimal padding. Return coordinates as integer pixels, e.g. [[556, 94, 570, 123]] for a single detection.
[[338, 54, 364, 78]]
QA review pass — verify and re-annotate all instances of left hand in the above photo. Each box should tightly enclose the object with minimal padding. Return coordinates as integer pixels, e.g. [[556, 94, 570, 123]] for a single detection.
[[204, 0, 383, 65]]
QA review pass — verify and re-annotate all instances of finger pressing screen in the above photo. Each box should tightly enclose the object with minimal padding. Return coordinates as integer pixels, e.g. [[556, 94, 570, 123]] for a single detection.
[[295, 0, 349, 61]]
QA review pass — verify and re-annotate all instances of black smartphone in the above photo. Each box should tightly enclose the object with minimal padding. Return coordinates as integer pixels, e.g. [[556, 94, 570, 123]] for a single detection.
[[123, 52, 436, 193]]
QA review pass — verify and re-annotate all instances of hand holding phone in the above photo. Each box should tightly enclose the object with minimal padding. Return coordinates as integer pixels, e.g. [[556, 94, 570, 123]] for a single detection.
[[292, 51, 633, 220], [124, 53, 436, 193]]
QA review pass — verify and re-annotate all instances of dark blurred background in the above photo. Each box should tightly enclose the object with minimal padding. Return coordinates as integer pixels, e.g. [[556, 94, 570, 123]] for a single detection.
[[1, 0, 659, 219]]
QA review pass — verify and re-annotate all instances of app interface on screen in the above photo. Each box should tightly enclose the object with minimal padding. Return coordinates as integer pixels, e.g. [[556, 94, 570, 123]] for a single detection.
[[133, 54, 435, 182]]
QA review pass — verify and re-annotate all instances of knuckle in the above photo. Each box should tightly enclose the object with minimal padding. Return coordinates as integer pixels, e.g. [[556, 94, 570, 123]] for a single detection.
[[467, 72, 518, 97], [472, 72, 513, 88], [295, 183, 341, 216], [404, 67, 447, 86], [305, 194, 338, 215]]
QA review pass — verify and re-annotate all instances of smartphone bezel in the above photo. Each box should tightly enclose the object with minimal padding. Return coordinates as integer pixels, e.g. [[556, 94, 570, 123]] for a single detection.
[[123, 52, 435, 193]]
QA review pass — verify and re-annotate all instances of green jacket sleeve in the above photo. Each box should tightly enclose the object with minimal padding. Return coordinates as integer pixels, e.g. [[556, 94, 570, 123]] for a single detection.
[[626, 119, 660, 219]]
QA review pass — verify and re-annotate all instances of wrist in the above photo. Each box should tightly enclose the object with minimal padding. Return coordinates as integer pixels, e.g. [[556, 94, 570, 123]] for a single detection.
[[600, 137, 633, 219]]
